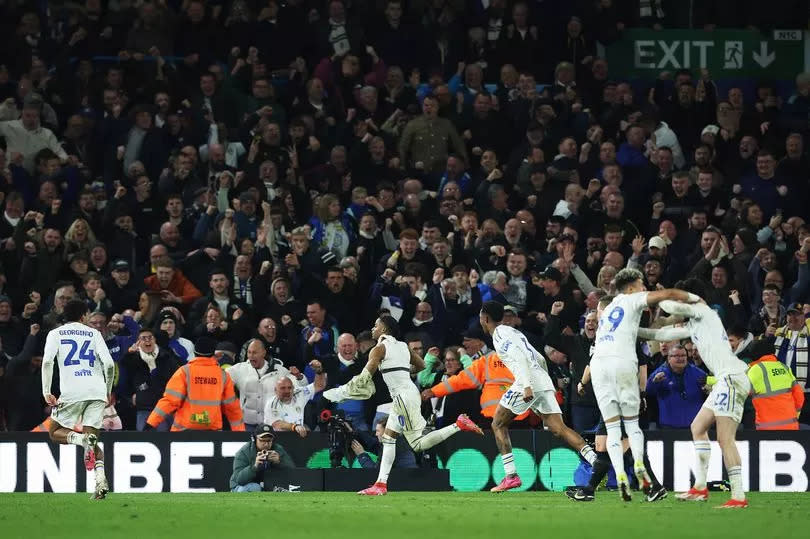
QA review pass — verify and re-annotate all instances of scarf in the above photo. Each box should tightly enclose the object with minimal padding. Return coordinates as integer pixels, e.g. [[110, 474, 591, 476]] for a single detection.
[[733, 332, 754, 357], [234, 274, 253, 305], [412, 316, 433, 327], [639, 0, 664, 18], [139, 346, 159, 371], [775, 322, 809, 390]]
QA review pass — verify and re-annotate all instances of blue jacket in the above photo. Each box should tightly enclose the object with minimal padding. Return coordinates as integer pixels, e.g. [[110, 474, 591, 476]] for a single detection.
[[739, 174, 784, 219], [646, 363, 706, 428], [616, 143, 647, 169]]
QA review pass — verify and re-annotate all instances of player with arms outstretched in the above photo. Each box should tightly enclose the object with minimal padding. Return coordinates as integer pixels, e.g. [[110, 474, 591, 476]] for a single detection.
[[591, 268, 699, 501], [42, 299, 115, 500], [479, 301, 598, 492], [638, 278, 750, 508], [358, 315, 483, 495]]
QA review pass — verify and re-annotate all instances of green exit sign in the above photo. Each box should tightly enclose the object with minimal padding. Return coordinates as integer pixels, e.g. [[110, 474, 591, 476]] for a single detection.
[[605, 29, 806, 80]]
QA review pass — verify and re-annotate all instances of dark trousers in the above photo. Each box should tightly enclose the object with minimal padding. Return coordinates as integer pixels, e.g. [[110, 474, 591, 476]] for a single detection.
[[571, 405, 601, 433]]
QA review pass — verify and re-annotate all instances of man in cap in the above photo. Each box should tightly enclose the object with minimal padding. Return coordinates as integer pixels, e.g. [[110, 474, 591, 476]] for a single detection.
[[229, 424, 295, 492], [104, 259, 142, 314]]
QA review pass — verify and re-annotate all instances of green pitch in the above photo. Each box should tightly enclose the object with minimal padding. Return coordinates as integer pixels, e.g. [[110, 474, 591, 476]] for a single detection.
[[1, 492, 807, 539]]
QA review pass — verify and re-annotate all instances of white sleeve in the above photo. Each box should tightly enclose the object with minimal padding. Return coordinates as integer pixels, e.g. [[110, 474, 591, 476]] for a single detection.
[[635, 292, 650, 311], [658, 300, 702, 319], [300, 383, 316, 401], [637, 326, 691, 341], [265, 400, 281, 425], [95, 332, 115, 395], [41, 331, 58, 397]]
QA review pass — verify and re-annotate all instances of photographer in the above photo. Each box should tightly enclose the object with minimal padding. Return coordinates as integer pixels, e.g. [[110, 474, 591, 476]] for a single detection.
[[230, 424, 294, 492]]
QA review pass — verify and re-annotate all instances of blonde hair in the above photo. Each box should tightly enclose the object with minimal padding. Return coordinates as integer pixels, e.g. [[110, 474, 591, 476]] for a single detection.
[[65, 218, 97, 245], [315, 193, 341, 222]]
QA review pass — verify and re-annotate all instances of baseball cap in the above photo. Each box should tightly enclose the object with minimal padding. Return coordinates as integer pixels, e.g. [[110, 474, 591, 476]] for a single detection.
[[195, 336, 217, 357], [503, 305, 519, 316], [254, 424, 275, 439], [216, 341, 238, 356], [538, 266, 562, 282], [701, 124, 720, 136], [112, 259, 130, 272], [648, 236, 667, 250], [462, 324, 487, 341], [787, 302, 805, 314]]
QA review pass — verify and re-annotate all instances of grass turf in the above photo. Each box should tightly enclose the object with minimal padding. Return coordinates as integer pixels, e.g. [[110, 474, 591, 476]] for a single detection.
[[1, 492, 807, 539]]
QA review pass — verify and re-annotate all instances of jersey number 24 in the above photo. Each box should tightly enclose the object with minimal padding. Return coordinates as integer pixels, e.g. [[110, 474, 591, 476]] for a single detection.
[[61, 339, 95, 367]]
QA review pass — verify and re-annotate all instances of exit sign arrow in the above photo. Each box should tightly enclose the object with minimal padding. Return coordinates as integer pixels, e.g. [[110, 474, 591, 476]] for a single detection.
[[753, 41, 775, 67]]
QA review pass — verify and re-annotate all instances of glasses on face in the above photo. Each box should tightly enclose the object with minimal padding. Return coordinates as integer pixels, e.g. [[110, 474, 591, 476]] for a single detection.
[[140, 334, 155, 341]]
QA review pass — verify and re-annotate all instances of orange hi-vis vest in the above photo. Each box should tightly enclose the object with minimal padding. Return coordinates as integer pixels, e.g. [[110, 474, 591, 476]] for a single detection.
[[430, 352, 528, 419], [748, 355, 805, 431], [147, 356, 245, 431]]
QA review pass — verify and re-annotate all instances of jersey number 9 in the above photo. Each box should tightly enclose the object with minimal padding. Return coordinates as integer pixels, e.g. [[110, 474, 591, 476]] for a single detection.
[[62, 339, 96, 367], [606, 307, 625, 332]]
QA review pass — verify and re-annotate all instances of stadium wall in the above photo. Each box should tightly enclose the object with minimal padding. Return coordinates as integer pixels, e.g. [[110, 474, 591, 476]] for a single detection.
[[0, 431, 807, 493]]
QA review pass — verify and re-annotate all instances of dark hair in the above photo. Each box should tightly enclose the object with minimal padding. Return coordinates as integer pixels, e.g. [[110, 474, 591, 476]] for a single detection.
[[63, 299, 89, 322], [481, 301, 504, 323], [378, 315, 401, 340], [727, 325, 749, 339], [674, 278, 708, 299], [208, 268, 227, 280]]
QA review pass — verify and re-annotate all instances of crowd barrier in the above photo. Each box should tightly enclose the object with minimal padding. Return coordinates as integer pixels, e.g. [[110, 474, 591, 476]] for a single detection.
[[0, 430, 807, 493]]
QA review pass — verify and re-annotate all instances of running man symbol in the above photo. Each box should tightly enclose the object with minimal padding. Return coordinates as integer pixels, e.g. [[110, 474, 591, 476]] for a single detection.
[[724, 42, 743, 69]]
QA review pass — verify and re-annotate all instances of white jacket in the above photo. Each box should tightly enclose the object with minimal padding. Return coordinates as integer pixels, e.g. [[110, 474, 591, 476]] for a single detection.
[[227, 359, 307, 425]]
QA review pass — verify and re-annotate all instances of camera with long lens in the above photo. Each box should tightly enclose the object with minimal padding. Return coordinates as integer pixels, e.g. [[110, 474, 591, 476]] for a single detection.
[[319, 409, 357, 468]]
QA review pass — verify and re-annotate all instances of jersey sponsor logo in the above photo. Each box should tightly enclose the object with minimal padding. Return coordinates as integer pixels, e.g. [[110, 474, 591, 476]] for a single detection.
[[194, 376, 219, 385], [74, 369, 93, 377], [598, 335, 615, 343]]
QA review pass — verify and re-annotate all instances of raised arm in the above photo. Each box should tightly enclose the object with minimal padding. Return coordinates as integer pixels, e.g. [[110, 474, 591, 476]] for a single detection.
[[645, 289, 701, 308], [364, 343, 385, 376], [637, 325, 691, 342], [409, 348, 426, 372]]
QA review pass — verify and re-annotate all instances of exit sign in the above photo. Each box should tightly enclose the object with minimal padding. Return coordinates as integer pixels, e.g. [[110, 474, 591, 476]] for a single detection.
[[605, 29, 805, 79]]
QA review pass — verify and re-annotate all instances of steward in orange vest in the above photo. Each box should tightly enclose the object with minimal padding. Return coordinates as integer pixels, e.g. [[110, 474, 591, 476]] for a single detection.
[[145, 337, 245, 431], [425, 352, 529, 420], [747, 354, 805, 430]]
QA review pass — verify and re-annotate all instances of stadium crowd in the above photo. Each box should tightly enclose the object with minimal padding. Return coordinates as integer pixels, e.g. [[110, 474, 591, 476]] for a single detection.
[[0, 0, 809, 438]]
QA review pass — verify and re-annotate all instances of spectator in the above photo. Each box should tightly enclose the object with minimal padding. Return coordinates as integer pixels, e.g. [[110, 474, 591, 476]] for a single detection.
[[143, 256, 202, 308], [773, 302, 810, 423], [230, 424, 295, 492], [228, 338, 307, 431], [399, 94, 468, 176], [646, 345, 707, 429], [264, 360, 326, 434], [119, 327, 181, 431]]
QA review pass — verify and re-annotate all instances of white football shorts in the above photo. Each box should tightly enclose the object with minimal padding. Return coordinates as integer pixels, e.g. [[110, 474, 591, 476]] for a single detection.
[[705, 372, 750, 424], [590, 356, 640, 419], [51, 399, 106, 430]]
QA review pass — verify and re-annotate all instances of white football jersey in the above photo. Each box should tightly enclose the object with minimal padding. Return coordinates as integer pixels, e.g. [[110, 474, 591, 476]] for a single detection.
[[265, 383, 315, 426], [378, 335, 417, 398], [594, 291, 649, 365], [42, 322, 114, 404], [492, 324, 547, 389], [658, 301, 748, 377]]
